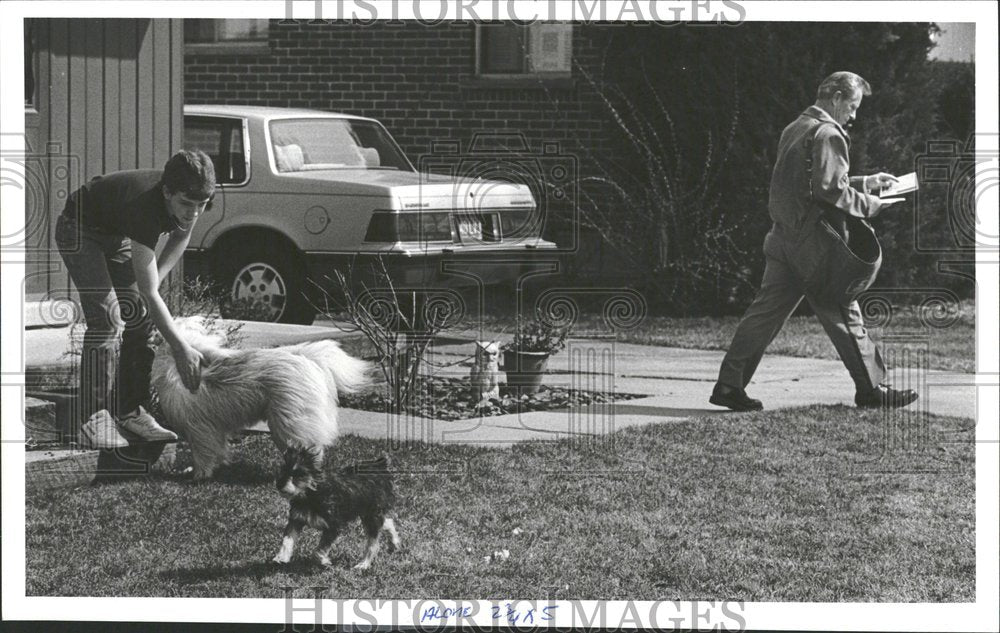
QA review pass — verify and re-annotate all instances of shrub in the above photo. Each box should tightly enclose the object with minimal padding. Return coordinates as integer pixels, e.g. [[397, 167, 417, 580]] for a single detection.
[[314, 260, 464, 412], [503, 318, 571, 355]]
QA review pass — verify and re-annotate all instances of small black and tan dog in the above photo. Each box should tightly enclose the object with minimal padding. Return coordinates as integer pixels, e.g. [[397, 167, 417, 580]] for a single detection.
[[272, 446, 400, 570]]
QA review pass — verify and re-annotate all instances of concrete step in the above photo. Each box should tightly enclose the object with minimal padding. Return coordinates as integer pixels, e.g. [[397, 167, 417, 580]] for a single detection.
[[26, 389, 77, 441], [25, 443, 178, 493], [25, 397, 60, 443]]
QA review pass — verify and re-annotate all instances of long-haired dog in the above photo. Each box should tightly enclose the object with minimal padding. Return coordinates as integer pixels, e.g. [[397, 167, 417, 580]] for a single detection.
[[273, 446, 400, 569], [151, 317, 371, 480]]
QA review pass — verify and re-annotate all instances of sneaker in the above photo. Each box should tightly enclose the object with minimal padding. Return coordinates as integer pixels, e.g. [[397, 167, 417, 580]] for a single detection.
[[855, 385, 919, 409], [116, 406, 178, 442], [81, 410, 130, 449], [709, 383, 764, 412]]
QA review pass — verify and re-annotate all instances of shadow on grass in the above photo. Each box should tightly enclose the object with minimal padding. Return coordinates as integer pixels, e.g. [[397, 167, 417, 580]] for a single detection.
[[209, 461, 278, 486], [159, 558, 316, 582], [88, 458, 278, 488]]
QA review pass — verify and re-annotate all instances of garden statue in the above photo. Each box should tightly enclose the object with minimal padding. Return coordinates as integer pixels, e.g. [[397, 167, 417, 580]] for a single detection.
[[469, 341, 503, 408]]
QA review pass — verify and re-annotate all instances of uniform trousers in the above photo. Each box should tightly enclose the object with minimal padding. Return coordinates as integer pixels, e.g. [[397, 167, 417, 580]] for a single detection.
[[717, 227, 885, 392]]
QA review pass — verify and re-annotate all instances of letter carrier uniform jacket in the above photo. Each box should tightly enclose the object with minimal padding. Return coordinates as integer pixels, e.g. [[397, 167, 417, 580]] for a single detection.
[[768, 105, 885, 234]]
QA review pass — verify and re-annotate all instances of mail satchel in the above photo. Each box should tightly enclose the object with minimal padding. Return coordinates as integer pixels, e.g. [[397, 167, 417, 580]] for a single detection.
[[813, 213, 883, 304]]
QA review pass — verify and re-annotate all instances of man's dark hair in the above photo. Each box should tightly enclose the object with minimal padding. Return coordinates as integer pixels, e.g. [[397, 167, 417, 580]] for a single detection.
[[162, 149, 216, 199], [816, 71, 872, 100]]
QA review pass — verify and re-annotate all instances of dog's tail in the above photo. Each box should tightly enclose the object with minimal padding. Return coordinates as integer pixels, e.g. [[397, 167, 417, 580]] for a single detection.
[[285, 340, 372, 396]]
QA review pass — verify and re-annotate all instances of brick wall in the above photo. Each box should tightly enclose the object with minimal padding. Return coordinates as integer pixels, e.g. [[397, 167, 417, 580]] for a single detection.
[[186, 22, 615, 158], [185, 21, 631, 275]]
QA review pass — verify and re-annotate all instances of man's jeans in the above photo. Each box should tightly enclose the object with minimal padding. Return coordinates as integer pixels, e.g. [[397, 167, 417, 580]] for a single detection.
[[55, 214, 154, 421]]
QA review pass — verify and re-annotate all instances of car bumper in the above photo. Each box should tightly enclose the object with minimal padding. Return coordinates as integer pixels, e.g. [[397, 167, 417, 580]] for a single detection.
[[183, 244, 562, 294], [303, 247, 561, 293]]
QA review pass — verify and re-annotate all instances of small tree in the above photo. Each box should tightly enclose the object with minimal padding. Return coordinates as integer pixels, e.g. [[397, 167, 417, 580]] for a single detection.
[[315, 259, 464, 413]]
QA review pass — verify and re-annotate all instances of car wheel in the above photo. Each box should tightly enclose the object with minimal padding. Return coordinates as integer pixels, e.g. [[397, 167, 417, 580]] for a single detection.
[[216, 243, 315, 325]]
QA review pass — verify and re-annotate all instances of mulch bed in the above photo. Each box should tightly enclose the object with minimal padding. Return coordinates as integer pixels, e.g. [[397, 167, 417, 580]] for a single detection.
[[341, 375, 645, 421]]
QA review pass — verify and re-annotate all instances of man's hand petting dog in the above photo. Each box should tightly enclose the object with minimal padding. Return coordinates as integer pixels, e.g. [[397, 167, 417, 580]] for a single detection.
[[172, 342, 203, 392]]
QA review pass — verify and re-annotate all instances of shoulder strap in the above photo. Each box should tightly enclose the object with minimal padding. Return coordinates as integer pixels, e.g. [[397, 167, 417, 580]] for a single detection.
[[804, 121, 837, 202]]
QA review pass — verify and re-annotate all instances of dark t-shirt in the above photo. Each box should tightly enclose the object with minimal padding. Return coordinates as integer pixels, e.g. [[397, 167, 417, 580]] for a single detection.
[[61, 170, 175, 249]]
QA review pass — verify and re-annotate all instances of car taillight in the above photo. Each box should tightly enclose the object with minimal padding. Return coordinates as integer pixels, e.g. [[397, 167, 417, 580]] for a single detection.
[[364, 211, 453, 242]]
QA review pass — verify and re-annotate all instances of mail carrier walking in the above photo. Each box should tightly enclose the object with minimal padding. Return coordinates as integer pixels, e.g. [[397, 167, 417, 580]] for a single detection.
[[710, 71, 918, 412]]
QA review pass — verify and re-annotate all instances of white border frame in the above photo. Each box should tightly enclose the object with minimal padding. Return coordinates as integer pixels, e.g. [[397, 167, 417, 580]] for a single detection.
[[2, 2, 997, 631]]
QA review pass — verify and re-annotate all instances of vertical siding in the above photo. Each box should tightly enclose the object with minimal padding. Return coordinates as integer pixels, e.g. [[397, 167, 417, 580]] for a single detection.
[[28, 18, 184, 300], [135, 22, 154, 169], [24, 22, 50, 296], [102, 20, 121, 170], [170, 21, 183, 155], [118, 20, 138, 169], [152, 20, 173, 167], [67, 22, 87, 188], [160, 20, 186, 310], [84, 20, 104, 175], [33, 20, 70, 296]]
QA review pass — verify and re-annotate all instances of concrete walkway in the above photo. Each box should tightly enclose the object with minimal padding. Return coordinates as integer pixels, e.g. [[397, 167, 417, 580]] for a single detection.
[[21, 319, 978, 448], [414, 335, 978, 446]]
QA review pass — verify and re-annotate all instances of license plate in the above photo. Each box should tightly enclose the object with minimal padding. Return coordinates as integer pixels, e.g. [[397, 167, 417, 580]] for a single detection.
[[456, 217, 482, 240]]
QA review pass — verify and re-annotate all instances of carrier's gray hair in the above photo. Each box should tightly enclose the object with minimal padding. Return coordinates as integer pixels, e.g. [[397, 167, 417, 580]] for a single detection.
[[816, 71, 872, 100]]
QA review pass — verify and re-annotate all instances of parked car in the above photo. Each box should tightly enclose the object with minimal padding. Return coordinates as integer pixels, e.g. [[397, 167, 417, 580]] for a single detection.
[[181, 105, 557, 324]]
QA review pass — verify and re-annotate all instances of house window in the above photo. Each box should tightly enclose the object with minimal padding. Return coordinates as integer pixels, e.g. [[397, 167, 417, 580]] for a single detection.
[[477, 23, 572, 77], [184, 19, 269, 54], [185, 19, 269, 43]]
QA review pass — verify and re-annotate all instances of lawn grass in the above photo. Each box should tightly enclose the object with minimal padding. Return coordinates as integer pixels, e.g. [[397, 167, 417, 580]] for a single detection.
[[26, 406, 974, 601], [477, 300, 976, 373]]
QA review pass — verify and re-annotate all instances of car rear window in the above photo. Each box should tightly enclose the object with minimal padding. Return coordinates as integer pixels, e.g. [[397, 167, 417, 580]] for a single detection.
[[269, 118, 413, 173]]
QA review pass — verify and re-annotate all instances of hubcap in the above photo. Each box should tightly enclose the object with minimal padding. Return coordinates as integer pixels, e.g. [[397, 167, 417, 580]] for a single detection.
[[231, 263, 287, 321]]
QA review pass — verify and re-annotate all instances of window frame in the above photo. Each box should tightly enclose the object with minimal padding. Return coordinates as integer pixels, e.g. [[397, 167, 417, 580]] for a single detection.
[[184, 19, 270, 56], [474, 23, 573, 80]]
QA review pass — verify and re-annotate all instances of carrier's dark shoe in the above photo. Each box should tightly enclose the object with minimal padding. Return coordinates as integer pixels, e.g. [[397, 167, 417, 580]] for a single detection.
[[854, 385, 919, 409], [710, 383, 763, 412]]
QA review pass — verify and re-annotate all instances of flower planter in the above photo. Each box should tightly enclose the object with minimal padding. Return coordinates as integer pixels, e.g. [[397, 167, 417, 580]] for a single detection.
[[502, 350, 550, 395]]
